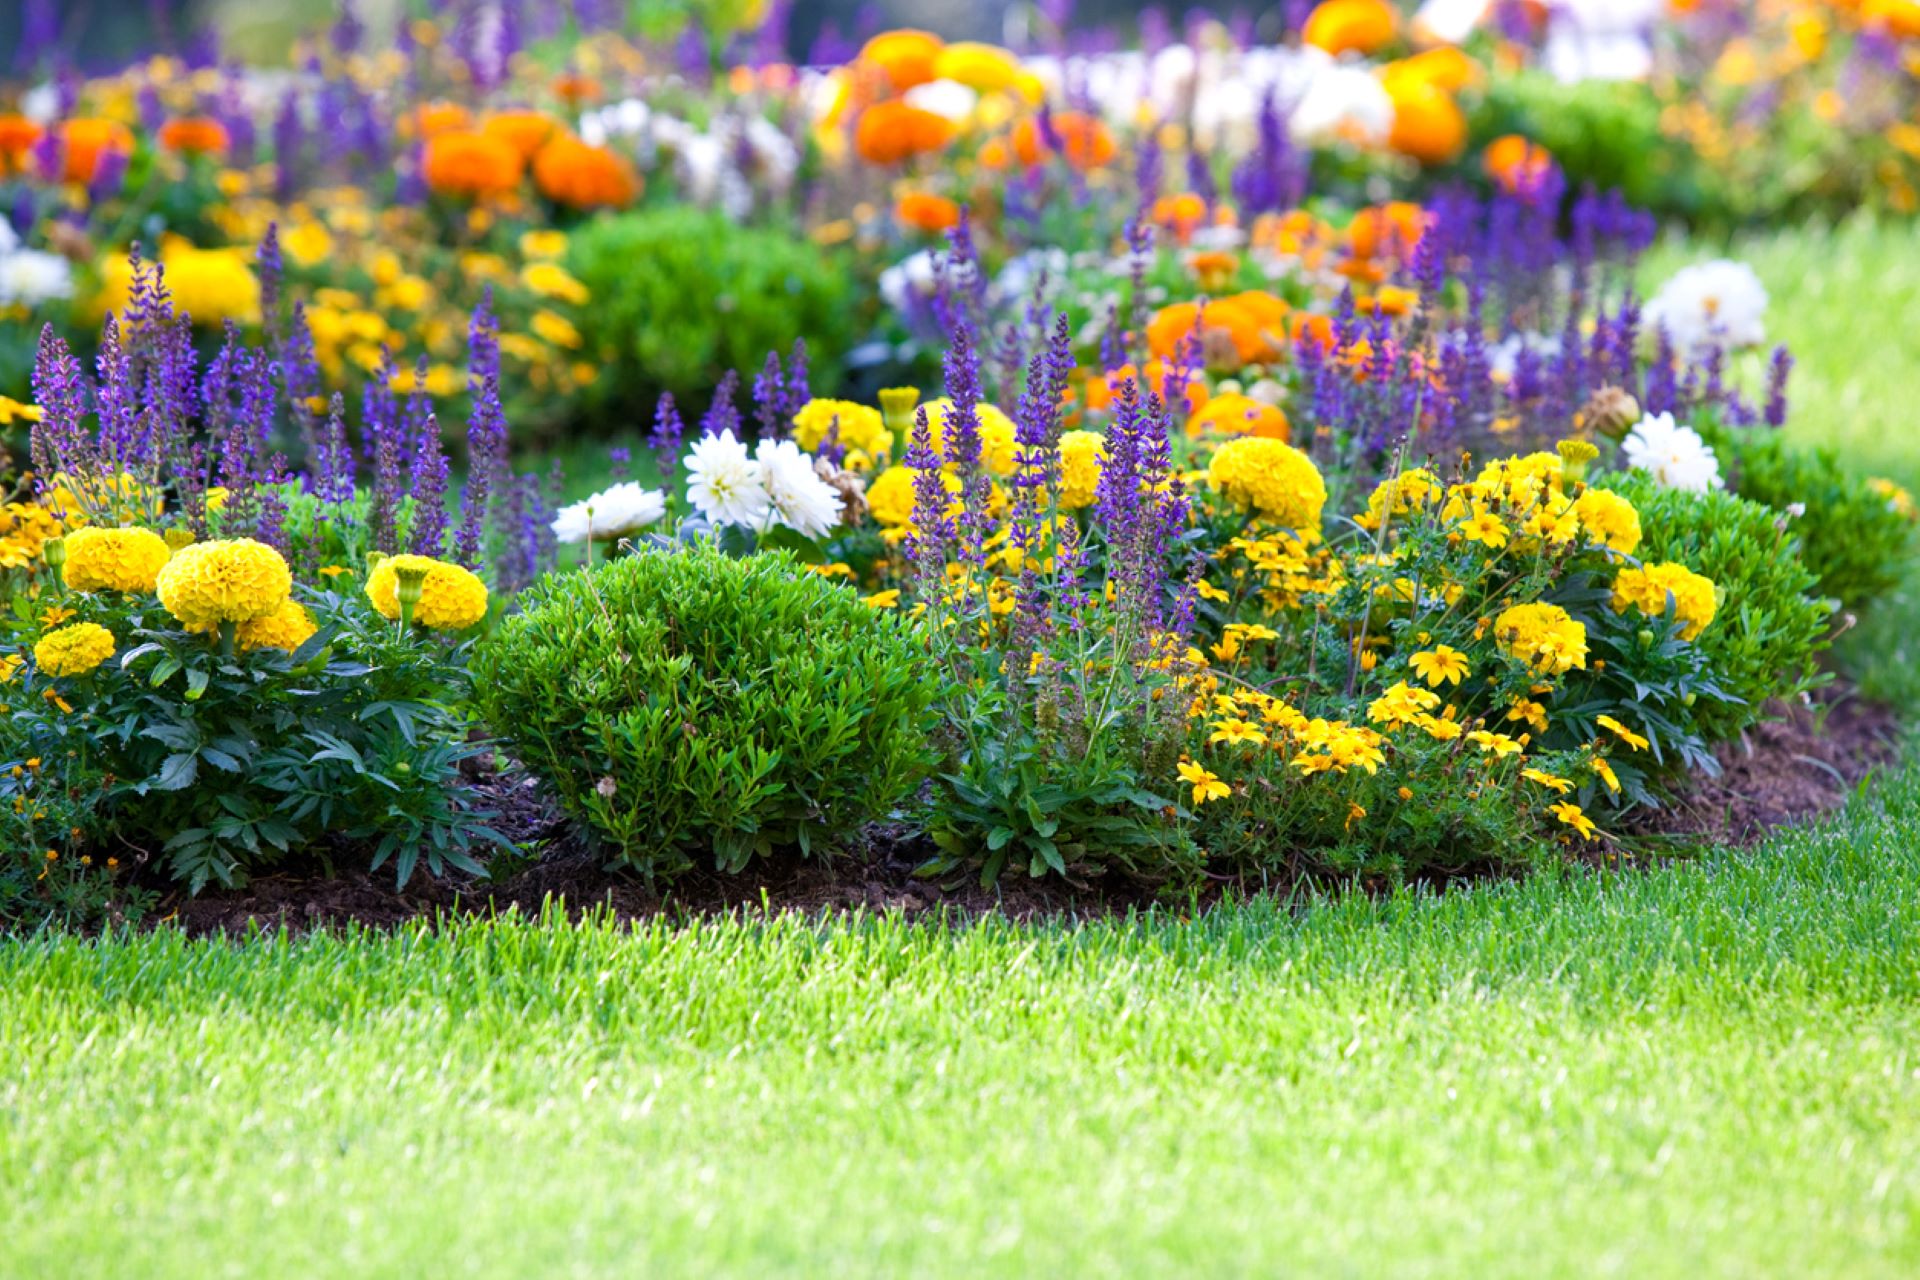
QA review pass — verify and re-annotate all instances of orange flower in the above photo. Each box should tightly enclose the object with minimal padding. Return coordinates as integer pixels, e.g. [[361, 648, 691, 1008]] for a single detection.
[[532, 134, 639, 209], [895, 190, 962, 232], [854, 101, 956, 165], [1290, 312, 1337, 352], [401, 101, 473, 139], [1151, 192, 1210, 243], [54, 119, 134, 184], [1483, 134, 1555, 193], [1383, 47, 1482, 93], [1011, 111, 1117, 168], [157, 116, 230, 157], [482, 111, 561, 161], [1084, 362, 1209, 416], [1383, 77, 1466, 165], [0, 114, 42, 174], [1145, 294, 1286, 368], [551, 73, 604, 105], [1345, 201, 1427, 260], [1302, 0, 1399, 56], [859, 29, 946, 92], [1188, 393, 1289, 441], [421, 129, 525, 200]]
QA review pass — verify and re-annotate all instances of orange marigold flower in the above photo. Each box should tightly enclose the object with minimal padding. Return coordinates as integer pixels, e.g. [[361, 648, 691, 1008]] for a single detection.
[[1150, 192, 1210, 243], [1010, 111, 1117, 169], [482, 110, 561, 160], [1383, 77, 1466, 166], [895, 190, 961, 233], [0, 114, 46, 173], [551, 73, 603, 105], [402, 101, 473, 139], [1483, 134, 1555, 193], [1303, 0, 1399, 56], [532, 134, 639, 209], [157, 116, 230, 157], [54, 119, 134, 185], [422, 129, 525, 200], [854, 101, 956, 165], [1145, 292, 1288, 367], [859, 29, 946, 92], [1345, 201, 1427, 260], [1188, 392, 1289, 441]]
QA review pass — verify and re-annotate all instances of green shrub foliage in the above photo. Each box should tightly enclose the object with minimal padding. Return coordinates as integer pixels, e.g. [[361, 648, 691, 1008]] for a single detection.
[[1613, 471, 1833, 744], [568, 208, 869, 420], [1710, 427, 1915, 612], [474, 545, 937, 880]]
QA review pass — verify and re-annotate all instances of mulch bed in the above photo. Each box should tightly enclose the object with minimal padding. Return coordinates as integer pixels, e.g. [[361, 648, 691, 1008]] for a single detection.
[[151, 683, 1905, 938]]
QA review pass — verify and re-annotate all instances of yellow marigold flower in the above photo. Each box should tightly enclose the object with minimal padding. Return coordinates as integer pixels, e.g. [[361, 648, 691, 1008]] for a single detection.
[[530, 309, 582, 349], [1459, 508, 1508, 549], [364, 554, 489, 631], [1206, 437, 1327, 530], [520, 230, 570, 260], [1611, 561, 1717, 640], [1573, 488, 1642, 555], [1547, 801, 1598, 841], [1467, 729, 1523, 758], [1408, 644, 1470, 688], [237, 600, 318, 653], [34, 622, 115, 677], [1493, 602, 1588, 675], [865, 464, 955, 528], [0, 654, 21, 683], [1521, 767, 1573, 794], [860, 589, 901, 609], [1416, 713, 1461, 741], [1506, 699, 1548, 733], [1057, 430, 1107, 510], [1591, 756, 1621, 794], [61, 526, 171, 593], [521, 260, 589, 305], [1367, 680, 1440, 728], [156, 538, 292, 626], [1178, 759, 1231, 805], [0, 396, 43, 425], [1360, 467, 1442, 528], [1596, 714, 1650, 751], [792, 399, 894, 461], [1208, 718, 1267, 747], [98, 244, 260, 327]]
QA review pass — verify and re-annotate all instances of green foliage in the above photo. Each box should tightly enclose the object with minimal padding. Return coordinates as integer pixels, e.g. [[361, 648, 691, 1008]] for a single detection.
[[6, 589, 502, 896], [474, 544, 936, 880], [1613, 471, 1833, 744], [1474, 71, 1683, 213], [568, 207, 869, 421], [1708, 426, 1916, 611]]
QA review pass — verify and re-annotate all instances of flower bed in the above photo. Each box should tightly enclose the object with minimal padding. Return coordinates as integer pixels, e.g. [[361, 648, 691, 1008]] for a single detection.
[[0, 4, 1914, 928]]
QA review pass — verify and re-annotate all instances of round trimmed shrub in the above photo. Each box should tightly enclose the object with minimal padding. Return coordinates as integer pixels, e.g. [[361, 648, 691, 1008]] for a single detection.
[[473, 545, 936, 881], [1613, 471, 1833, 744], [568, 207, 869, 422]]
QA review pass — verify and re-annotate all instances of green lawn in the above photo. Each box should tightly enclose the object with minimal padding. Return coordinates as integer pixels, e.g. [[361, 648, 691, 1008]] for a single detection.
[[2, 223, 1918, 1277]]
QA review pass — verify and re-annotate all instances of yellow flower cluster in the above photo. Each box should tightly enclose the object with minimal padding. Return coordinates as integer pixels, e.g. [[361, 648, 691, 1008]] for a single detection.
[[365, 554, 490, 631], [34, 622, 116, 678], [156, 538, 293, 625], [0, 499, 70, 570], [791, 398, 895, 469], [61, 526, 172, 593], [1571, 488, 1643, 555], [1493, 602, 1589, 675], [1611, 562, 1718, 640], [1057, 430, 1106, 509], [1207, 437, 1328, 530], [1358, 466, 1442, 529], [98, 242, 261, 327]]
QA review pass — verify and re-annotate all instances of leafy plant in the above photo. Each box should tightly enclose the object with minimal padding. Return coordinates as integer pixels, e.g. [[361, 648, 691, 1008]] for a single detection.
[[1612, 470, 1833, 744], [568, 206, 869, 421], [473, 544, 937, 881]]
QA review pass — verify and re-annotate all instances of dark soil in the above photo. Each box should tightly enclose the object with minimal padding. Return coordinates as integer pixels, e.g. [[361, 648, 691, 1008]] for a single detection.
[[154, 684, 1903, 938]]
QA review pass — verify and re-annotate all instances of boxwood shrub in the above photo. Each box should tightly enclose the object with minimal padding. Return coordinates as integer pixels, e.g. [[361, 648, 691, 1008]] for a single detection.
[[473, 545, 937, 881], [1613, 471, 1834, 744]]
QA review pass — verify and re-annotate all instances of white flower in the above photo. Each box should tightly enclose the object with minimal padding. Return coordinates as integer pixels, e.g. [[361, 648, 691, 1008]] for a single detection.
[[1413, 0, 1491, 44], [1288, 57, 1394, 148], [903, 79, 979, 123], [551, 481, 666, 544], [1643, 259, 1769, 356], [685, 429, 770, 527], [1622, 412, 1723, 493], [0, 248, 74, 307], [753, 439, 843, 539]]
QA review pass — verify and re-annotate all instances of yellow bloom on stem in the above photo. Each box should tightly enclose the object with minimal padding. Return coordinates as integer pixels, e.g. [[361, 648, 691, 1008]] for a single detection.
[[1178, 760, 1231, 805], [1590, 756, 1621, 795], [1493, 603, 1588, 676], [1611, 562, 1717, 640], [1208, 718, 1267, 747], [155, 538, 291, 626], [1467, 729, 1524, 758], [236, 600, 318, 654], [364, 554, 489, 631], [34, 622, 115, 678], [1573, 488, 1642, 555], [1408, 644, 1470, 688], [1596, 714, 1650, 751], [1521, 768, 1573, 794], [860, 589, 901, 609], [1459, 508, 1509, 549], [61, 526, 171, 593], [1547, 801, 1598, 841], [1206, 437, 1327, 531]]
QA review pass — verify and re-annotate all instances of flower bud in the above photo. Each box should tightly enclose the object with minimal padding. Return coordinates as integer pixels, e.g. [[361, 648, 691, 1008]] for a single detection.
[[41, 536, 66, 569], [393, 563, 429, 611], [1636, 628, 1655, 649], [1555, 439, 1600, 483], [877, 387, 921, 435], [1580, 386, 1641, 440]]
